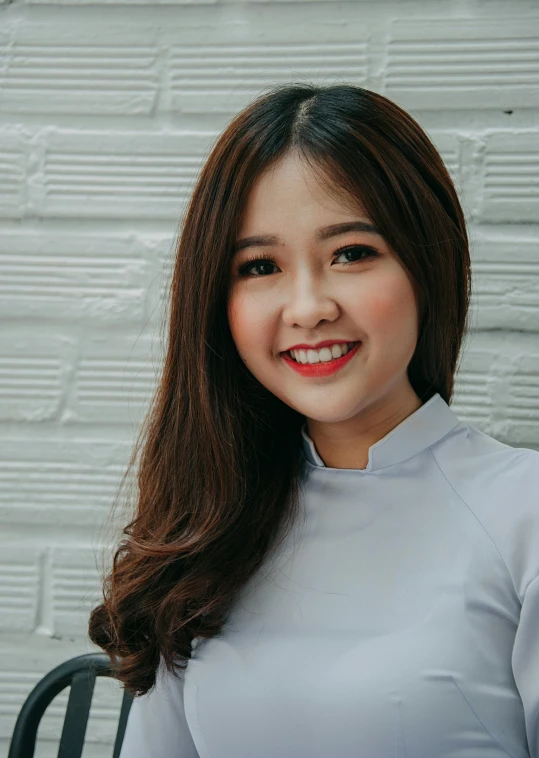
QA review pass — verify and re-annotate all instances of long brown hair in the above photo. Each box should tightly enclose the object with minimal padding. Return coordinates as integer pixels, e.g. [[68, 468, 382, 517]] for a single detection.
[[89, 83, 471, 696]]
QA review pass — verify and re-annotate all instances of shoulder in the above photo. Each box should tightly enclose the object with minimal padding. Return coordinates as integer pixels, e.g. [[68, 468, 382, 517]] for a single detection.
[[431, 422, 539, 495], [431, 422, 539, 597], [432, 421, 539, 497]]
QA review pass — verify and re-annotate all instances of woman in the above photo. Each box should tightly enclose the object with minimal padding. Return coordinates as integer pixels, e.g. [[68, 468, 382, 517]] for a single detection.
[[89, 84, 539, 758]]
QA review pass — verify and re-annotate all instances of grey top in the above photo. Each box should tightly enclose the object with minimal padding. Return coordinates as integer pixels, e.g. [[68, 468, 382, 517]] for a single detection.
[[119, 393, 539, 758]]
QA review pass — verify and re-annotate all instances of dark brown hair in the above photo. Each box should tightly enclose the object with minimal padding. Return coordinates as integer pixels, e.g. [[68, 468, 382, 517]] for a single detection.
[[89, 83, 471, 696]]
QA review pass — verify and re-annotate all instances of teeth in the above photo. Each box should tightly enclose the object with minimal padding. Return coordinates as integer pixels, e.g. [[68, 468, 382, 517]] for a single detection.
[[289, 342, 357, 364]]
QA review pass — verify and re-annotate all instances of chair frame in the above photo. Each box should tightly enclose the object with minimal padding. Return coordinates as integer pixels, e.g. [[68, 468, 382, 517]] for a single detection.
[[8, 652, 133, 758]]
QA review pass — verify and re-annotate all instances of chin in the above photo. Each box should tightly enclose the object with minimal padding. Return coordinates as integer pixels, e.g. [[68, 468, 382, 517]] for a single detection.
[[287, 397, 368, 425]]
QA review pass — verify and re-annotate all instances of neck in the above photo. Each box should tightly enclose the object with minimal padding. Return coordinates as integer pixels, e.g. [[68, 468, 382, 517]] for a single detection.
[[306, 384, 423, 470]]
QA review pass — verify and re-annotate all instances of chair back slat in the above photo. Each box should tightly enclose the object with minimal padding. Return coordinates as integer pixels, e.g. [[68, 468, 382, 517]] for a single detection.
[[8, 653, 133, 758], [57, 669, 97, 758], [7, 657, 89, 758], [113, 689, 134, 758]]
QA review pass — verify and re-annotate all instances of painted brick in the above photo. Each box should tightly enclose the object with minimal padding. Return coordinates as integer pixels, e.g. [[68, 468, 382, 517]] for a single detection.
[[74, 332, 156, 424], [0, 548, 41, 633], [470, 229, 539, 331], [453, 330, 539, 445], [0, 229, 162, 324], [477, 132, 539, 223], [51, 547, 103, 637], [498, 350, 539, 444], [166, 41, 368, 113], [451, 338, 499, 429], [0, 331, 68, 423], [385, 18, 539, 111], [0, 128, 28, 219], [0, 437, 130, 527], [0, 23, 160, 115], [37, 129, 212, 219]]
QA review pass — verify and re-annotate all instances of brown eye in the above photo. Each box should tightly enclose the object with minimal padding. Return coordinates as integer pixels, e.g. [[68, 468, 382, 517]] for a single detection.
[[332, 245, 379, 265], [237, 256, 278, 278]]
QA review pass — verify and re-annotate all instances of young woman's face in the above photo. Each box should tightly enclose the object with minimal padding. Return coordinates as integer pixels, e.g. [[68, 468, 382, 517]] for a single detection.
[[227, 152, 420, 424]]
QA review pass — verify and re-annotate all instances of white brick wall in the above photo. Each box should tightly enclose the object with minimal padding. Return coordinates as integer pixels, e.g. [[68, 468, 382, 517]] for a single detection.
[[1, 0, 538, 754]]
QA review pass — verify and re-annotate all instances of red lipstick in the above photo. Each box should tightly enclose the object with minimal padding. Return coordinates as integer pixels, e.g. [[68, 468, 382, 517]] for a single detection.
[[281, 342, 361, 377]]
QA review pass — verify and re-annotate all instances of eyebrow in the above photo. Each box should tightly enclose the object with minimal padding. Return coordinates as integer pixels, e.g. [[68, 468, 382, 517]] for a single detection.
[[233, 221, 382, 254]]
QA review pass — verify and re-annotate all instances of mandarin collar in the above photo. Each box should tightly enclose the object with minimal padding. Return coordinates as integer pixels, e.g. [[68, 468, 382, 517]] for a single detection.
[[300, 393, 462, 472]]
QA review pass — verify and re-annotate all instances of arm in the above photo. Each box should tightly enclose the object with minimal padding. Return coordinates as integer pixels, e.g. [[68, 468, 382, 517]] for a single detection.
[[512, 573, 539, 758], [119, 657, 200, 758]]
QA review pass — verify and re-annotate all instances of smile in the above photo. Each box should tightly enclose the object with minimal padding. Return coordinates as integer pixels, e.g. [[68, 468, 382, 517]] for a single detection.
[[281, 342, 361, 377]]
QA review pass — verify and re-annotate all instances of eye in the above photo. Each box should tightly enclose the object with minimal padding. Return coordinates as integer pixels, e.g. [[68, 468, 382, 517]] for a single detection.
[[332, 244, 379, 265], [236, 254, 278, 278]]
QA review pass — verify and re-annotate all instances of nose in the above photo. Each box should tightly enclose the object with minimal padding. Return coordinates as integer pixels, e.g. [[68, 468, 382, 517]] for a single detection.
[[281, 272, 340, 329]]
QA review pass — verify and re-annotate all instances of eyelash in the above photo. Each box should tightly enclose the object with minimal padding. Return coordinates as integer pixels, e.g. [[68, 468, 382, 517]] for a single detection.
[[235, 244, 380, 279]]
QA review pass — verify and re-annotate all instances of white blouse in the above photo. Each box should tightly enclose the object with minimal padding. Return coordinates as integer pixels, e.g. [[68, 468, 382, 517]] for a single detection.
[[119, 393, 539, 757]]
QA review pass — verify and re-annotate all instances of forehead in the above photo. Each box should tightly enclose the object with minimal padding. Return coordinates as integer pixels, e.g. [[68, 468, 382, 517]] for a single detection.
[[240, 153, 367, 228]]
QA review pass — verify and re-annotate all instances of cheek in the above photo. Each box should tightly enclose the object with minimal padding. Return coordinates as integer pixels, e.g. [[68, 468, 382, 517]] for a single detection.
[[227, 292, 271, 354], [361, 276, 418, 339]]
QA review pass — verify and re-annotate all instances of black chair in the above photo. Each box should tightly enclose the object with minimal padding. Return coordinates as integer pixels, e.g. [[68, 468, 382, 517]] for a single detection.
[[8, 652, 134, 758]]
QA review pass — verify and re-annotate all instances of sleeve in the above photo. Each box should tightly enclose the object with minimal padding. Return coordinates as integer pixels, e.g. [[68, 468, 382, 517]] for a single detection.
[[119, 657, 200, 758], [512, 573, 539, 758]]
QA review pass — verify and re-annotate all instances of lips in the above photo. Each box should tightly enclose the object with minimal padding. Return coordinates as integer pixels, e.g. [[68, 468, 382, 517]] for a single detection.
[[281, 341, 361, 377], [285, 342, 357, 364]]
